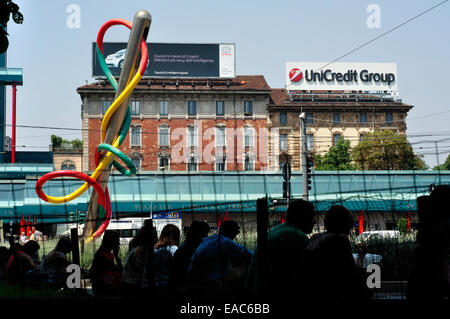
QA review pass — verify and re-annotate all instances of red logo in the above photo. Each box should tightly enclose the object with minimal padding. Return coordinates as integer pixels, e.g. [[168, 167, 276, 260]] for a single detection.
[[289, 68, 303, 82]]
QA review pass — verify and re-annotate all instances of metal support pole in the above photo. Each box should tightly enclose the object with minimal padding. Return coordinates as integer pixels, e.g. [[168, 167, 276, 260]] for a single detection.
[[70, 228, 80, 266], [144, 219, 155, 295], [300, 113, 309, 201], [11, 83, 16, 163], [0, 220, 3, 244], [83, 11, 151, 238], [256, 196, 269, 296]]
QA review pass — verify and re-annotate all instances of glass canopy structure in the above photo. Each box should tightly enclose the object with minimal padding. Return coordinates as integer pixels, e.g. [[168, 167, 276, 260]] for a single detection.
[[0, 167, 448, 224]]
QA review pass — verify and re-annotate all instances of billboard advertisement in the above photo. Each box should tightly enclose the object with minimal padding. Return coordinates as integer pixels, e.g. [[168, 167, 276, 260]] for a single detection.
[[286, 62, 398, 92], [93, 42, 235, 78]]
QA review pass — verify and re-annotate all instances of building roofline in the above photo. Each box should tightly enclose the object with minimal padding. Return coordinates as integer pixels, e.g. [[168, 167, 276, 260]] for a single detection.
[[268, 88, 413, 109], [77, 75, 271, 93]]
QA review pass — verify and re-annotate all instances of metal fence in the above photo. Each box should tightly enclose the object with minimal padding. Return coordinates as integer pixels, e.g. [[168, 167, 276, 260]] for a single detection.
[[0, 173, 448, 301]]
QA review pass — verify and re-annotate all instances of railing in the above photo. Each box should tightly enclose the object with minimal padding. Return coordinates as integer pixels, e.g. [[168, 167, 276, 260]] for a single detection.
[[288, 91, 402, 103]]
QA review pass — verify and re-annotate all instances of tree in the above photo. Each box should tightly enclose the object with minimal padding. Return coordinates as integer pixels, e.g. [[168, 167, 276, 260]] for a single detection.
[[51, 135, 63, 148], [50, 135, 82, 149], [433, 154, 450, 170], [0, 0, 23, 53], [70, 138, 83, 149], [397, 217, 409, 236], [352, 130, 428, 170], [314, 137, 354, 170]]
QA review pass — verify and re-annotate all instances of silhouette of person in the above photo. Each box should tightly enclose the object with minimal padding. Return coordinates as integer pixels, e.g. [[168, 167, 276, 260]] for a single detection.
[[304, 205, 369, 301], [408, 186, 450, 300], [246, 199, 316, 298], [90, 230, 122, 298], [154, 224, 180, 289], [122, 220, 157, 296], [0, 246, 10, 282], [170, 220, 210, 288], [39, 236, 72, 289], [187, 220, 252, 294], [6, 240, 40, 284]]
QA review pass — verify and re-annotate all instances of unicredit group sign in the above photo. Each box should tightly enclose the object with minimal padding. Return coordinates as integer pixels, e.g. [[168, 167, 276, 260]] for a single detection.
[[286, 62, 398, 92]]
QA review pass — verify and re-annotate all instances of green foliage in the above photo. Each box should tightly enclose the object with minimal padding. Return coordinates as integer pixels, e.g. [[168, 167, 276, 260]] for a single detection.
[[70, 138, 83, 148], [0, 0, 23, 54], [50, 135, 83, 149], [352, 130, 428, 170], [314, 137, 354, 170], [50, 135, 62, 148], [433, 154, 450, 170], [397, 217, 409, 236]]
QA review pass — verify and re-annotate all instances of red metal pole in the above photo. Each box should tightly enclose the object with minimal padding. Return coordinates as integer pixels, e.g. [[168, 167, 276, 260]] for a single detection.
[[217, 214, 221, 228], [26, 217, 31, 237], [407, 213, 411, 232], [12, 83, 16, 163], [20, 215, 25, 236], [359, 210, 364, 234]]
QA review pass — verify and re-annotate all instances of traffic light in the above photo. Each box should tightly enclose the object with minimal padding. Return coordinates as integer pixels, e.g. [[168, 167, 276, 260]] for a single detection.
[[79, 212, 86, 221], [306, 157, 313, 191]]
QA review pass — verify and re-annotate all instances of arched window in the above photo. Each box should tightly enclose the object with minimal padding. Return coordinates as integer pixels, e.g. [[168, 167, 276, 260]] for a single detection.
[[61, 160, 76, 171]]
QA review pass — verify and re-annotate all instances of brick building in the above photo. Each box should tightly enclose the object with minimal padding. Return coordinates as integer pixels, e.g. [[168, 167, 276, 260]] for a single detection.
[[267, 89, 413, 170], [77, 76, 271, 173]]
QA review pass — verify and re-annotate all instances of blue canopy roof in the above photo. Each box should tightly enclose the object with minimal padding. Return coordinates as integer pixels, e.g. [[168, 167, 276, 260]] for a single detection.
[[0, 170, 448, 223], [0, 68, 23, 85]]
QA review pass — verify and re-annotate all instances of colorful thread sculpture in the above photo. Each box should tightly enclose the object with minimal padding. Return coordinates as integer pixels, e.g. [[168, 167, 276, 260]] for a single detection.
[[35, 18, 148, 240]]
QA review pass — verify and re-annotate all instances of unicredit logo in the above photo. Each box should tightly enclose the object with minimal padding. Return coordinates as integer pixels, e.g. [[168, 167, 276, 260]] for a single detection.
[[289, 68, 303, 82]]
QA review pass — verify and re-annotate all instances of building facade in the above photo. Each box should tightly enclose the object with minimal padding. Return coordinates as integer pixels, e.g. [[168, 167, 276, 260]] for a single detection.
[[267, 89, 413, 170], [52, 147, 83, 172], [77, 76, 271, 173]]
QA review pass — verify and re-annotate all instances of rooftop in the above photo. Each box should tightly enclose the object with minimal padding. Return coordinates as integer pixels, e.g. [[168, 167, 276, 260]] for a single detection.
[[269, 88, 413, 109], [77, 75, 271, 93]]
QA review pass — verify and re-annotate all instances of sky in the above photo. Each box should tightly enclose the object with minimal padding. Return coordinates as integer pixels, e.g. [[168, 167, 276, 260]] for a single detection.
[[4, 0, 450, 167]]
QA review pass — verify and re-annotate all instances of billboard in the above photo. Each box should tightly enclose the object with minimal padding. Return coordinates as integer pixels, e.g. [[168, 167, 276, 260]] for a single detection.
[[286, 62, 398, 92], [93, 42, 235, 78]]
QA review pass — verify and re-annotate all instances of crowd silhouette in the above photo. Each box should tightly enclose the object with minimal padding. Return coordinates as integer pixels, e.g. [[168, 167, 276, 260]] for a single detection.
[[0, 192, 448, 301], [408, 185, 450, 301]]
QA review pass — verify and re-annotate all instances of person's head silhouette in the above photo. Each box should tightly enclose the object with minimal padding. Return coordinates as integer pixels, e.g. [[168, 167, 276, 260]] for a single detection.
[[324, 205, 354, 236], [155, 224, 180, 249], [55, 236, 72, 254], [286, 199, 316, 234], [101, 230, 120, 252], [219, 220, 240, 240], [186, 220, 210, 244], [22, 240, 40, 260]]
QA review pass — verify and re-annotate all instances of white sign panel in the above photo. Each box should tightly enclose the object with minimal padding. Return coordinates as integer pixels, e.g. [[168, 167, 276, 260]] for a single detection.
[[219, 44, 236, 78], [286, 62, 398, 92]]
